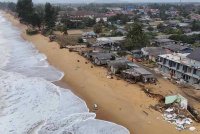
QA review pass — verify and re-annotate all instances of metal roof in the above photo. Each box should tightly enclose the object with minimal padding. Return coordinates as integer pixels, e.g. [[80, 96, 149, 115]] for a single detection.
[[134, 67, 153, 75], [187, 48, 200, 62]]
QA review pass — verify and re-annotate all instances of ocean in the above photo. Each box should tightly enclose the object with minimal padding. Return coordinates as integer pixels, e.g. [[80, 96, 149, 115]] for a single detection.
[[0, 12, 130, 134]]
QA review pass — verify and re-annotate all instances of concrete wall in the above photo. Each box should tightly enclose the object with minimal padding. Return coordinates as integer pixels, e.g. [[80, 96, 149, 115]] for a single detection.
[[158, 56, 200, 85]]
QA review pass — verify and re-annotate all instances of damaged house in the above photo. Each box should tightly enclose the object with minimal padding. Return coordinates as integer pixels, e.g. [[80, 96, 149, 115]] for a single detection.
[[121, 67, 155, 83], [141, 47, 171, 62], [108, 59, 156, 83], [85, 52, 115, 66], [95, 37, 125, 51], [157, 48, 200, 87], [108, 59, 139, 74]]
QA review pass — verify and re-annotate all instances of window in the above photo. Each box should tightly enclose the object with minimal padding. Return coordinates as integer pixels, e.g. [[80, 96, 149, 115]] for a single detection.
[[172, 61, 176, 67], [193, 69, 197, 75], [163, 59, 166, 65], [169, 61, 172, 67], [177, 63, 180, 70], [188, 67, 192, 73], [183, 65, 188, 73]]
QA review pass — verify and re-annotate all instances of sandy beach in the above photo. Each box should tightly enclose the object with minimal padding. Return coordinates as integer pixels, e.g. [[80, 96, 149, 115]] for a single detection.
[[3, 11, 200, 134]]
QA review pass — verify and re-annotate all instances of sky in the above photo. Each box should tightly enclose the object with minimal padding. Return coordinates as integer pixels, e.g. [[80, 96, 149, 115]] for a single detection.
[[1, 0, 200, 3]]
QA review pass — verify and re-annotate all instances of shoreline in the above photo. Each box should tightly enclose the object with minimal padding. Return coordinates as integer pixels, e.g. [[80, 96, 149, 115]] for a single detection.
[[2, 11, 200, 134]]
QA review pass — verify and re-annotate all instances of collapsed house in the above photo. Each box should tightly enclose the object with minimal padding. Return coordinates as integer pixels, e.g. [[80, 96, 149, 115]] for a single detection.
[[85, 52, 115, 66], [108, 59, 139, 74], [163, 95, 195, 131], [165, 94, 188, 109], [133, 67, 155, 83], [121, 68, 141, 83], [108, 59, 156, 83]]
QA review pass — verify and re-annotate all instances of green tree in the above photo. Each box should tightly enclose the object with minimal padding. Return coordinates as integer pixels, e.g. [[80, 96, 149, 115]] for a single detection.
[[147, 26, 154, 31], [16, 0, 34, 23], [93, 23, 102, 34], [83, 18, 96, 27], [61, 25, 68, 35], [191, 20, 200, 31], [44, 3, 56, 30], [7, 2, 16, 12], [30, 13, 42, 28], [35, 5, 45, 28], [124, 23, 149, 50]]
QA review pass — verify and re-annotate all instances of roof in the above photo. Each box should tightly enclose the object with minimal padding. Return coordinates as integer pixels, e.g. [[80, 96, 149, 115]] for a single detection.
[[68, 11, 95, 17], [142, 47, 171, 57], [178, 23, 189, 27], [133, 67, 153, 75], [185, 31, 200, 36], [97, 36, 125, 44], [158, 53, 200, 68], [165, 94, 187, 109], [131, 49, 142, 54], [155, 38, 174, 43], [108, 59, 140, 68], [82, 31, 96, 36], [187, 48, 200, 62], [163, 44, 190, 52], [122, 68, 140, 77], [93, 52, 114, 60], [115, 29, 128, 34]]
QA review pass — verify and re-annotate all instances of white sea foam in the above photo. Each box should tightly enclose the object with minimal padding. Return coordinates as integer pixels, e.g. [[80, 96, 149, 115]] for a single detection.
[[0, 12, 130, 134], [0, 14, 64, 82]]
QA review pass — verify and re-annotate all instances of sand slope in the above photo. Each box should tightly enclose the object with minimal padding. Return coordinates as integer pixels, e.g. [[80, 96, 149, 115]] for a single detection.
[[3, 12, 200, 134]]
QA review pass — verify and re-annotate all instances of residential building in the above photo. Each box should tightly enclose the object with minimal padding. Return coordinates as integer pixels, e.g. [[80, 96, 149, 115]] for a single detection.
[[141, 47, 171, 62], [157, 49, 200, 86], [162, 44, 193, 53]]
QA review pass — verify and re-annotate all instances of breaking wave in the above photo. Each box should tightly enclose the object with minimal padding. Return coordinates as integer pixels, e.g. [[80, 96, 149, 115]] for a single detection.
[[0, 12, 130, 134]]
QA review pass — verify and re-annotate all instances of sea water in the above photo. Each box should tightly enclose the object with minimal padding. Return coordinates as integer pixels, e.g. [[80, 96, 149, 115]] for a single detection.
[[0, 13, 130, 134]]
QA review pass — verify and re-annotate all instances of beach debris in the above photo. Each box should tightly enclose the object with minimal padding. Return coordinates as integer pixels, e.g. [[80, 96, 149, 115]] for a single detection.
[[107, 75, 112, 79], [49, 35, 56, 42], [163, 76, 168, 79], [163, 107, 193, 131], [91, 66, 93, 68], [165, 94, 188, 109], [161, 95, 194, 131], [150, 94, 199, 131], [189, 127, 196, 131], [93, 104, 98, 111]]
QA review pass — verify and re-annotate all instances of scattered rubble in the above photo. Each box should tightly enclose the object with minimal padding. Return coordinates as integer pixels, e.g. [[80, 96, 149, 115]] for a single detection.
[[163, 107, 193, 131], [150, 94, 200, 131], [189, 126, 196, 131]]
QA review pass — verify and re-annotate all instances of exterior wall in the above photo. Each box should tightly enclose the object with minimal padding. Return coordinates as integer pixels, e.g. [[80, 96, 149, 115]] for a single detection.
[[158, 56, 200, 85], [149, 55, 156, 62]]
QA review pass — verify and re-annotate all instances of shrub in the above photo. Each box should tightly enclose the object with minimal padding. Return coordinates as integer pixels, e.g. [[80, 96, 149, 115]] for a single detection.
[[78, 38, 84, 43], [26, 28, 38, 35]]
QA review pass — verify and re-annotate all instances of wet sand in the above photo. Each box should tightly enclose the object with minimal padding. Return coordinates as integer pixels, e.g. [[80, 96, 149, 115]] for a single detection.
[[2, 11, 200, 134]]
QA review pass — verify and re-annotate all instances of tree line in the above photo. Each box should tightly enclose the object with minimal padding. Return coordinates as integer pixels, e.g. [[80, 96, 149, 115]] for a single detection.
[[16, 0, 57, 31]]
